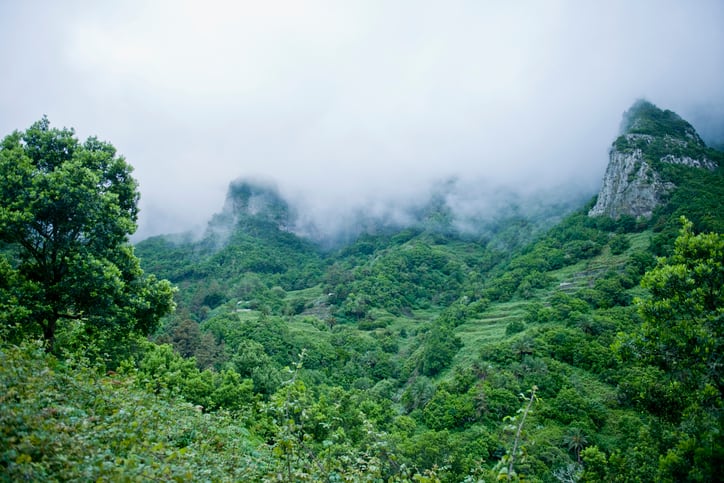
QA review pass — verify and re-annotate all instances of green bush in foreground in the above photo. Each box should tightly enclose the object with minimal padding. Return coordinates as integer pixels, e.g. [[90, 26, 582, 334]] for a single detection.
[[0, 341, 264, 481]]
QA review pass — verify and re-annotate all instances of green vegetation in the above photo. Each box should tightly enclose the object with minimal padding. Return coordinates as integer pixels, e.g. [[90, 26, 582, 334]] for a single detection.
[[0, 118, 174, 357], [650, 161, 724, 254], [1, 113, 722, 481], [615, 99, 721, 172], [614, 219, 724, 481], [620, 99, 703, 140], [0, 342, 262, 481]]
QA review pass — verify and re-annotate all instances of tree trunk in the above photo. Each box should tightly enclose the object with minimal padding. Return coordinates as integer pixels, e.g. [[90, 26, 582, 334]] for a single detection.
[[43, 316, 57, 353]]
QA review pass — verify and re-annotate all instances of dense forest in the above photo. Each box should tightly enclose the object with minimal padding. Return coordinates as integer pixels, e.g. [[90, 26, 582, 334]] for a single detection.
[[1, 103, 723, 482]]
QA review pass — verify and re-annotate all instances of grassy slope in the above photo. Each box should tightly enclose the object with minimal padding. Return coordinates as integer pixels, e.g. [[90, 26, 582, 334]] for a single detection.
[[448, 230, 652, 377]]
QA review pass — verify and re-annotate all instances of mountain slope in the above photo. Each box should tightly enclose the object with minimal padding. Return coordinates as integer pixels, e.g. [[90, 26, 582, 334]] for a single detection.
[[128, 101, 724, 481]]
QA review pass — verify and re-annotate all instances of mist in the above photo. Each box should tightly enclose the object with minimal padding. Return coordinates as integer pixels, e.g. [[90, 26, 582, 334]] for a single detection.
[[1, 1, 723, 240]]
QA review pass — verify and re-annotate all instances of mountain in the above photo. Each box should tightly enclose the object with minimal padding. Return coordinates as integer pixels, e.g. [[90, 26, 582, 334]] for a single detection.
[[589, 99, 720, 219], [211, 179, 293, 231], [8, 102, 721, 481], [129, 101, 723, 481]]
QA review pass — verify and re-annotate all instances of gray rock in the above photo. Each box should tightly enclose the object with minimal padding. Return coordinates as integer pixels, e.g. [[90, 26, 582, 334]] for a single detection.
[[588, 148, 673, 219]]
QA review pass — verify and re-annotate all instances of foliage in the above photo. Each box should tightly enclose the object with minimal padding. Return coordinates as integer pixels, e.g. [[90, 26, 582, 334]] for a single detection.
[[482, 212, 607, 302], [129, 342, 254, 411], [650, 161, 724, 255], [156, 317, 226, 369], [0, 118, 174, 354], [614, 218, 723, 481], [3, 108, 721, 481], [620, 99, 703, 140], [416, 322, 463, 377], [332, 240, 470, 317], [495, 386, 539, 481], [0, 341, 263, 481], [608, 233, 631, 255]]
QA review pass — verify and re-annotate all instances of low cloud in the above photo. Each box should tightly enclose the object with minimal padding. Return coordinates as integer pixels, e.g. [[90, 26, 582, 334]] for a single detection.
[[1, 1, 723, 239]]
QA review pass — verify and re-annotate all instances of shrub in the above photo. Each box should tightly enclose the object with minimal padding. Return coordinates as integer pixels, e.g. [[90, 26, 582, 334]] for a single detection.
[[505, 320, 526, 336]]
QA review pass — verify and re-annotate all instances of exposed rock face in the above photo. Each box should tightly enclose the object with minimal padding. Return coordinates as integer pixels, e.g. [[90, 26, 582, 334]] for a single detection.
[[589, 101, 718, 219], [659, 154, 717, 170], [588, 148, 673, 218]]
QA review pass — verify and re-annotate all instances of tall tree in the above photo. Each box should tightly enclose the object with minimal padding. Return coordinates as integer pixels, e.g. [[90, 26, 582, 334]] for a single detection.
[[615, 218, 723, 480], [636, 218, 723, 403], [0, 117, 174, 351]]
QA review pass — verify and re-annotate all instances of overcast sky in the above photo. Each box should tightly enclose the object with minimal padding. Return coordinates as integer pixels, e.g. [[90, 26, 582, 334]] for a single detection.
[[1, 1, 723, 239]]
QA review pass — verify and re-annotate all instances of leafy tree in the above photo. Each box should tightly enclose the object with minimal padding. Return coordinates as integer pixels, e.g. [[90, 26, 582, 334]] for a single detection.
[[167, 318, 204, 358], [580, 445, 608, 482], [505, 320, 526, 336], [0, 118, 174, 352], [635, 219, 723, 388], [422, 389, 476, 430], [0, 256, 31, 336], [401, 376, 436, 412], [131, 342, 254, 411], [615, 218, 723, 480], [231, 339, 282, 395], [417, 323, 463, 376], [155, 317, 226, 369], [608, 233, 631, 254]]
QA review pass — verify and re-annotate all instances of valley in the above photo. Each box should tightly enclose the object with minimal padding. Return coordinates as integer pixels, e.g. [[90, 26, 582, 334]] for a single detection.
[[1, 101, 722, 481]]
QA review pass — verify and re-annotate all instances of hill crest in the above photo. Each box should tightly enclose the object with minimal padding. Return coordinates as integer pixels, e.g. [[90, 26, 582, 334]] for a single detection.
[[589, 100, 718, 219]]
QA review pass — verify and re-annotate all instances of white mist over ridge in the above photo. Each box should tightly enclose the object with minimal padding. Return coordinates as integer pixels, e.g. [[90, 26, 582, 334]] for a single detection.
[[1, 0, 723, 241], [298, 178, 592, 240], [184, 173, 595, 248]]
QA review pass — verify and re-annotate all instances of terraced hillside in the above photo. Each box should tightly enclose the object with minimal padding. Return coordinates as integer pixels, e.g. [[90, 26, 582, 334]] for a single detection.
[[4, 101, 721, 481]]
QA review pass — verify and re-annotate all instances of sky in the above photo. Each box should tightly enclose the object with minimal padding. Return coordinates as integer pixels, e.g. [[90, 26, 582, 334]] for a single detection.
[[1, 0, 723, 239]]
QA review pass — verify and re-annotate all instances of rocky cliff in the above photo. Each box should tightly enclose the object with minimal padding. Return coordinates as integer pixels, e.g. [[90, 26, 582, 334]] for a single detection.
[[589, 100, 717, 219]]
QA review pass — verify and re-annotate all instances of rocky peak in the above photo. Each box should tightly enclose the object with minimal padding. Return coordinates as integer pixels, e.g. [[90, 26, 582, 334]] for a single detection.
[[221, 179, 291, 227], [588, 100, 717, 219], [202, 179, 293, 246]]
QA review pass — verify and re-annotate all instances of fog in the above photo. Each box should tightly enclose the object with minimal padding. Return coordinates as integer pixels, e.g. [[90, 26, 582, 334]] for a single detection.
[[1, 1, 723, 239]]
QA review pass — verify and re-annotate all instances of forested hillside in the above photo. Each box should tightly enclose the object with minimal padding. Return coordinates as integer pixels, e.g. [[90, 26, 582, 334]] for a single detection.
[[2, 103, 723, 481]]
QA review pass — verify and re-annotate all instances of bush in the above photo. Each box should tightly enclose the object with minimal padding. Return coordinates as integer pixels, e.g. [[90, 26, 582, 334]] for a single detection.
[[417, 324, 463, 376], [609, 234, 631, 255], [505, 320, 526, 336], [0, 342, 262, 481], [423, 389, 476, 430]]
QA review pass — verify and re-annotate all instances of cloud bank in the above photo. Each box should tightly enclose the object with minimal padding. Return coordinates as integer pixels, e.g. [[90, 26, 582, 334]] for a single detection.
[[1, 1, 723, 238]]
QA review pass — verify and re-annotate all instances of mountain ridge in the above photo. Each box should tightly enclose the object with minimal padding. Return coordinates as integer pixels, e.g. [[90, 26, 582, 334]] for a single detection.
[[589, 99, 720, 219], [5, 101, 722, 481]]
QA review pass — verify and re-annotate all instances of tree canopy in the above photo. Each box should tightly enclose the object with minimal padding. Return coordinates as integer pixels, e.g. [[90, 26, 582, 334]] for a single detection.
[[615, 218, 724, 480], [0, 117, 174, 353]]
